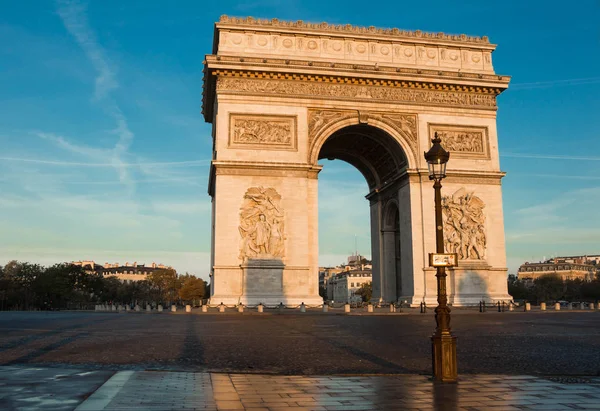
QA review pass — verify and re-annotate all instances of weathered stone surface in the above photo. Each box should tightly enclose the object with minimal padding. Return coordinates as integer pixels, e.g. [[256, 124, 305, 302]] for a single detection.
[[204, 17, 512, 307]]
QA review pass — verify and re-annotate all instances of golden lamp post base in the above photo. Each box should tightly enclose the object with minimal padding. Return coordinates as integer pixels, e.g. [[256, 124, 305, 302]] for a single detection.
[[431, 333, 458, 383]]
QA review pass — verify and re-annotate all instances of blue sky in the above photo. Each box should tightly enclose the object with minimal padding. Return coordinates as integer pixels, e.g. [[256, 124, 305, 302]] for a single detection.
[[1, 0, 599, 279]]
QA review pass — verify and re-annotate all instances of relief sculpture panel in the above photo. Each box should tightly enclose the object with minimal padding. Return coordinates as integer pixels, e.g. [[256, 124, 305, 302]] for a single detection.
[[442, 188, 486, 261], [218, 78, 497, 109], [229, 114, 297, 150], [429, 124, 489, 159], [239, 187, 285, 261]]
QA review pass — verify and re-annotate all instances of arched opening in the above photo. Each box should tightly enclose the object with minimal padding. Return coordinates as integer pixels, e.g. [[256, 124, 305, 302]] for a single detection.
[[318, 124, 408, 190], [317, 124, 411, 304]]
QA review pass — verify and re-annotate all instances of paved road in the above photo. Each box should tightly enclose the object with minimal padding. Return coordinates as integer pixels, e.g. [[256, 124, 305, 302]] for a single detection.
[[0, 311, 599, 376]]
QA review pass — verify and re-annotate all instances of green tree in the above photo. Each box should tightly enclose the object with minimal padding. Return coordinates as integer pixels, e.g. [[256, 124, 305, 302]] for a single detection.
[[178, 276, 207, 305], [147, 268, 179, 304], [581, 279, 600, 301], [355, 282, 372, 303], [507, 276, 530, 301], [5, 261, 44, 309], [532, 274, 565, 303]]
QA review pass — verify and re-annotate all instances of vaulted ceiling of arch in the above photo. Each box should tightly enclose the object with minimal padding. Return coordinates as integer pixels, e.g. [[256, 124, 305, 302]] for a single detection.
[[318, 125, 407, 190]]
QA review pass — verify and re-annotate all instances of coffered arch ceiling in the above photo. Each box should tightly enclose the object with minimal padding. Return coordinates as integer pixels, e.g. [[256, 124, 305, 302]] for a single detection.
[[318, 124, 408, 190]]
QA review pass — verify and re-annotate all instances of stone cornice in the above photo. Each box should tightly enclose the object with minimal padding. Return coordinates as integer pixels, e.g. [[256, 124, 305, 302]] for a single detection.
[[209, 67, 506, 93], [205, 55, 510, 86], [217, 15, 492, 47], [212, 160, 322, 179], [202, 69, 503, 121]]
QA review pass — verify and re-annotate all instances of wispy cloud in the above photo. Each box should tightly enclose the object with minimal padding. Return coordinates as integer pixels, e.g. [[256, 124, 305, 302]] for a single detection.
[[56, 0, 117, 100], [0, 155, 209, 168], [510, 76, 600, 90], [507, 187, 600, 247], [501, 152, 600, 161], [512, 173, 600, 181], [56, 0, 136, 193]]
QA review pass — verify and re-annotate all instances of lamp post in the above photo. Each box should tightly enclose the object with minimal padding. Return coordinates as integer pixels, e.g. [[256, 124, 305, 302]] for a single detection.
[[424, 132, 457, 383]]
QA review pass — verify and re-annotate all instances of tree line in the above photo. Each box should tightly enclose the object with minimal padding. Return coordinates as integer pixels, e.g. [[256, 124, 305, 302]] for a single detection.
[[508, 273, 600, 304], [0, 260, 209, 311]]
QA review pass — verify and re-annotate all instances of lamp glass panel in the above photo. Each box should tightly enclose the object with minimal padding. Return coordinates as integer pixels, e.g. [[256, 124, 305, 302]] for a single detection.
[[427, 162, 435, 178], [427, 161, 446, 179]]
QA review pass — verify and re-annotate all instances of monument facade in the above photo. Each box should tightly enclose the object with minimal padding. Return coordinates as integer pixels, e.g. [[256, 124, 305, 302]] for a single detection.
[[202, 16, 512, 306]]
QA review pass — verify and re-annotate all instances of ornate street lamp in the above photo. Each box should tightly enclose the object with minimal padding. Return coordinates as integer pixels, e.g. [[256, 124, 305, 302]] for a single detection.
[[424, 132, 457, 383]]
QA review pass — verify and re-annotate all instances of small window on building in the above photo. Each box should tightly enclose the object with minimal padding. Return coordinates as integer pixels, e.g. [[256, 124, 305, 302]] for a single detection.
[[351, 283, 354, 287]]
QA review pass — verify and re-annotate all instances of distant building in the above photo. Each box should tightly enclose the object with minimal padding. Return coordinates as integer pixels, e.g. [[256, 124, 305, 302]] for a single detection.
[[553, 255, 600, 266], [327, 267, 372, 303], [517, 261, 596, 283], [319, 267, 344, 299], [72, 261, 172, 283]]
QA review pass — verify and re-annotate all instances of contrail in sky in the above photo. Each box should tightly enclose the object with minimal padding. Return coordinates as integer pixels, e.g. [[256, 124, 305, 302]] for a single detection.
[[510, 76, 600, 90], [501, 153, 600, 161], [0, 157, 210, 167]]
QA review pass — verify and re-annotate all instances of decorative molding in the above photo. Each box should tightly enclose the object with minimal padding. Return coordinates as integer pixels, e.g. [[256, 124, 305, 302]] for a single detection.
[[370, 113, 418, 156], [239, 187, 285, 261], [444, 175, 502, 185], [307, 110, 354, 147], [213, 70, 502, 94], [216, 167, 319, 179], [407, 170, 504, 185], [217, 76, 497, 109], [213, 161, 321, 179], [442, 188, 486, 262], [218, 15, 490, 45], [229, 114, 297, 151], [206, 55, 508, 83], [428, 124, 490, 159]]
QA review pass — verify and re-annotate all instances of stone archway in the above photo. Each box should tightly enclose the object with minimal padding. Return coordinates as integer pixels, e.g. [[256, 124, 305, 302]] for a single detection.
[[382, 199, 402, 302], [316, 123, 410, 304], [202, 16, 513, 306]]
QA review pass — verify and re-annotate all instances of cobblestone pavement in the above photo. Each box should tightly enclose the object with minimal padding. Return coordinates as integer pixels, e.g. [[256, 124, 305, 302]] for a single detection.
[[1, 311, 599, 376], [3, 365, 600, 410]]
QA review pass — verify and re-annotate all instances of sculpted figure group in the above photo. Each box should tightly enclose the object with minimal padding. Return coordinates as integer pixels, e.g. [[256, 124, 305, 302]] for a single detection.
[[239, 187, 285, 260], [233, 119, 292, 145], [442, 188, 486, 261], [437, 130, 484, 153]]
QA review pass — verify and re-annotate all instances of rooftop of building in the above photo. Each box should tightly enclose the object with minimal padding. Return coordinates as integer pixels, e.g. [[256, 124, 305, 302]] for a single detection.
[[72, 261, 172, 272], [518, 261, 596, 271], [217, 15, 491, 45]]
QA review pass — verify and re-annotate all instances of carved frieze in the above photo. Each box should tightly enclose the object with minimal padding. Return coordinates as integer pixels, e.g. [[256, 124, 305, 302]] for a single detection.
[[218, 77, 497, 109], [239, 187, 285, 261], [307, 110, 353, 146], [370, 113, 418, 156], [229, 114, 297, 151], [428, 124, 489, 159], [442, 188, 486, 261]]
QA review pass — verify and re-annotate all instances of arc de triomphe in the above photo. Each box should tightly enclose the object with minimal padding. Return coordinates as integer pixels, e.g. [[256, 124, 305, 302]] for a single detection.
[[202, 16, 512, 306]]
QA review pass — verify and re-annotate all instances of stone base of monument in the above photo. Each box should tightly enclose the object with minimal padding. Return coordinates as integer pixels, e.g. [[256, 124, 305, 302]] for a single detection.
[[210, 258, 322, 306], [414, 263, 513, 308]]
